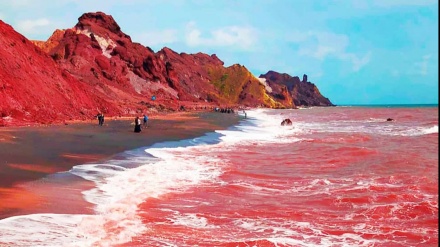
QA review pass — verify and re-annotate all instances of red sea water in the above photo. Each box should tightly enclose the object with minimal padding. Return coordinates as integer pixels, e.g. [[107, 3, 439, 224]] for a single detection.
[[0, 106, 438, 247]]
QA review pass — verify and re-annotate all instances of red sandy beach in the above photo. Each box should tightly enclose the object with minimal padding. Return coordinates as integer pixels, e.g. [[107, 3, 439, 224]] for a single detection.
[[0, 111, 241, 219]]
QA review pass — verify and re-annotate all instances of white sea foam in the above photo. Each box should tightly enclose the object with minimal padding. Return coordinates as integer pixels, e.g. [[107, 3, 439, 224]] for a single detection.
[[291, 117, 438, 137], [168, 213, 219, 229], [0, 146, 226, 246], [404, 125, 438, 136], [232, 218, 378, 247], [0, 213, 128, 247], [229, 181, 285, 195], [217, 108, 303, 145]]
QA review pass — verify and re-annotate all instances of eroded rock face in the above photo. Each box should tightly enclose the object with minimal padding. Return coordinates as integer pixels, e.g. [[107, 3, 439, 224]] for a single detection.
[[0, 20, 120, 126], [39, 12, 288, 108], [32, 29, 65, 54], [38, 12, 184, 111], [1, 11, 334, 126], [260, 71, 334, 107]]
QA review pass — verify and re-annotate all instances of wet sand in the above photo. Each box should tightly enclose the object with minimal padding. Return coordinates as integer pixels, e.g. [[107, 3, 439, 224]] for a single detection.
[[0, 111, 241, 219]]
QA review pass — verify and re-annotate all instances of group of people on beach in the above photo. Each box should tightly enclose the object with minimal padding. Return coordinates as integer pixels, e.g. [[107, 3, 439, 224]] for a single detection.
[[214, 107, 248, 119], [214, 107, 235, 114], [134, 114, 148, 133], [96, 112, 148, 133], [96, 106, 250, 134]]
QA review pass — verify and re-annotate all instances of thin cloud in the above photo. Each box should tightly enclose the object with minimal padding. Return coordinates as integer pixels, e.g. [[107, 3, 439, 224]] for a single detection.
[[16, 18, 51, 34], [3, 0, 34, 7], [292, 31, 371, 72], [372, 0, 438, 7], [295, 31, 348, 60], [340, 52, 372, 72], [413, 54, 432, 76], [185, 22, 257, 50]]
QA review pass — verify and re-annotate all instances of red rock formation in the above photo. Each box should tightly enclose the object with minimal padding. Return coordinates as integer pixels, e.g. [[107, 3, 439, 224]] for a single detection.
[[258, 76, 294, 108], [32, 29, 65, 54], [1, 11, 333, 126], [38, 12, 286, 109], [260, 71, 334, 107], [0, 20, 121, 127], [157, 47, 223, 102], [40, 12, 196, 111], [158, 48, 284, 108]]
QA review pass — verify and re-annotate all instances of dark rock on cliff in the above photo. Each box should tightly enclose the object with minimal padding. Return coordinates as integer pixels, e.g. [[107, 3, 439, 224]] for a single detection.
[[259, 71, 334, 107]]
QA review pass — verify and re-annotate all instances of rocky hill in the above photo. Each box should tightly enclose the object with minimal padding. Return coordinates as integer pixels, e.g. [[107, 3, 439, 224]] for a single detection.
[[0, 11, 333, 126], [0, 20, 120, 127], [259, 71, 334, 107]]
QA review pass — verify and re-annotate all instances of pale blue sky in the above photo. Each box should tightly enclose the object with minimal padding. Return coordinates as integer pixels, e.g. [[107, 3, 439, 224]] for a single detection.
[[0, 0, 438, 105]]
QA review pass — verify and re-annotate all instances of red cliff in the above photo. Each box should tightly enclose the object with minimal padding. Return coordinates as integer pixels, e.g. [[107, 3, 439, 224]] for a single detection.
[[0, 12, 333, 126], [0, 20, 120, 127], [36, 12, 290, 110], [259, 71, 334, 107]]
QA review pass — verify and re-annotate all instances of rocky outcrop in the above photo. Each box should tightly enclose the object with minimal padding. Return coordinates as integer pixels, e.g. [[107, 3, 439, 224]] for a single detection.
[[38, 12, 287, 109], [31, 29, 65, 54], [258, 77, 294, 108], [281, 118, 292, 126], [0, 11, 333, 126], [156, 47, 224, 102], [0, 20, 120, 126], [158, 48, 287, 108], [32, 12, 189, 114], [259, 71, 334, 107]]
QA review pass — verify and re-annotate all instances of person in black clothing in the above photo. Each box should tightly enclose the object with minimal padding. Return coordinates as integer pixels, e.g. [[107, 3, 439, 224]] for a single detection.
[[134, 116, 142, 133], [100, 114, 105, 126], [96, 113, 103, 126]]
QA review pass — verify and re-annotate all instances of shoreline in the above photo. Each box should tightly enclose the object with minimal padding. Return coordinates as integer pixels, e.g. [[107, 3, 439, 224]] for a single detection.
[[0, 110, 242, 219]]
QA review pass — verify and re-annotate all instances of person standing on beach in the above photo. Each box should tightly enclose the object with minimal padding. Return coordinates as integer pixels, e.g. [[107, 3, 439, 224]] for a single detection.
[[143, 114, 148, 128], [134, 116, 142, 133], [100, 114, 105, 126], [96, 113, 103, 126]]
